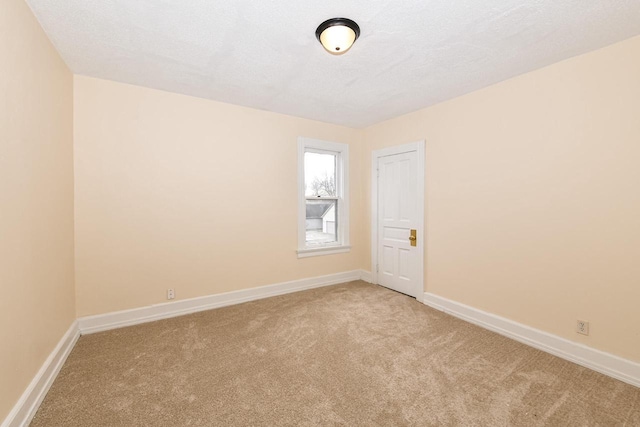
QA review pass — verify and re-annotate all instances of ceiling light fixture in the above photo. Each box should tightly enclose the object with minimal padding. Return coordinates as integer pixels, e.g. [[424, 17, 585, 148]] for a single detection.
[[315, 18, 360, 55]]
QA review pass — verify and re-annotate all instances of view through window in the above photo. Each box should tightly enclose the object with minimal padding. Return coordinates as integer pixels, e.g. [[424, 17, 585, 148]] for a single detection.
[[304, 151, 337, 245]]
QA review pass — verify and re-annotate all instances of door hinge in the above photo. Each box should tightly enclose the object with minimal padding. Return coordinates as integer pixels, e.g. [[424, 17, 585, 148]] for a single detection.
[[377, 168, 380, 178], [376, 264, 379, 273]]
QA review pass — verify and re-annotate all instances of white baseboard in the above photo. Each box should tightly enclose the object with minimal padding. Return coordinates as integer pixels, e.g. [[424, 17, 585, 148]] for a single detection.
[[359, 270, 372, 283], [79, 270, 368, 334], [2, 321, 80, 427], [423, 292, 640, 388]]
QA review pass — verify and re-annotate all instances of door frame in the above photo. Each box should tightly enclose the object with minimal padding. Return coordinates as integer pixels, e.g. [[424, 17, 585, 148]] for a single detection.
[[371, 140, 425, 301]]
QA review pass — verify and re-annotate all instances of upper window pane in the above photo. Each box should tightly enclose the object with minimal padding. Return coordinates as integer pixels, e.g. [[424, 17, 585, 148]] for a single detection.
[[304, 152, 336, 197]]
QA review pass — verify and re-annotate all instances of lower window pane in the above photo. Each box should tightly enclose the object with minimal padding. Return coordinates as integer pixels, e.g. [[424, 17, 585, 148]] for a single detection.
[[305, 199, 337, 245]]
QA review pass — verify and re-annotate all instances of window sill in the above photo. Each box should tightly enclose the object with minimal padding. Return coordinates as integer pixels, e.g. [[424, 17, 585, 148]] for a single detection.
[[297, 245, 351, 258]]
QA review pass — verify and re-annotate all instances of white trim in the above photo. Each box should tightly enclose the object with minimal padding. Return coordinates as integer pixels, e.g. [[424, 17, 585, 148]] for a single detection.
[[2, 321, 80, 427], [297, 137, 350, 258], [423, 292, 640, 388], [78, 270, 364, 334], [359, 270, 373, 283], [297, 245, 352, 258], [371, 141, 425, 301]]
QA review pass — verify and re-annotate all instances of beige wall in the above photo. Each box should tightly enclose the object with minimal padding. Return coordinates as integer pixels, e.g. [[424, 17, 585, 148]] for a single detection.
[[73, 76, 365, 317], [0, 0, 75, 420], [362, 36, 640, 362]]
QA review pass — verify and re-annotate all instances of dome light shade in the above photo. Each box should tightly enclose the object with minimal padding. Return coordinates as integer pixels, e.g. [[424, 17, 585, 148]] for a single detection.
[[315, 18, 360, 55]]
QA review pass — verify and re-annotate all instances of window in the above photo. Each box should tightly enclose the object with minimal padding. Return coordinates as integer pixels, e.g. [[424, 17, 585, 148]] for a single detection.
[[298, 138, 350, 257]]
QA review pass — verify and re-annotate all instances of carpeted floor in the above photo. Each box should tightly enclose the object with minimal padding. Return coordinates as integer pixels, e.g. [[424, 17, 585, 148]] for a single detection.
[[31, 281, 640, 426]]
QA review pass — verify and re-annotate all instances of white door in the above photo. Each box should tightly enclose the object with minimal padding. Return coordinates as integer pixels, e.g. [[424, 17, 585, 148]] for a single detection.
[[376, 148, 422, 297]]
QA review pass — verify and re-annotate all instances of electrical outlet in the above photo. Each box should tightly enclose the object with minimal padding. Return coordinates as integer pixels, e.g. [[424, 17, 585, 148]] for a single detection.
[[576, 320, 589, 336], [167, 289, 175, 300]]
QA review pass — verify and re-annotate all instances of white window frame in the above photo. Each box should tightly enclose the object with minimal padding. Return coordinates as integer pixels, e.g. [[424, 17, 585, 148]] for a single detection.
[[297, 137, 350, 258]]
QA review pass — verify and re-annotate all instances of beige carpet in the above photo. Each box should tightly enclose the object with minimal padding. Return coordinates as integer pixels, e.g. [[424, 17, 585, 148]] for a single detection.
[[31, 281, 640, 426]]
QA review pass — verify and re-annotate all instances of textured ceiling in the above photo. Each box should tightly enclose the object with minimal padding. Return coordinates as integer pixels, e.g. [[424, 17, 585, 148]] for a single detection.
[[25, 0, 640, 128]]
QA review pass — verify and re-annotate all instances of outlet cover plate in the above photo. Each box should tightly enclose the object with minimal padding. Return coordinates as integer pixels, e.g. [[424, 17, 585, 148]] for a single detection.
[[577, 320, 589, 335]]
